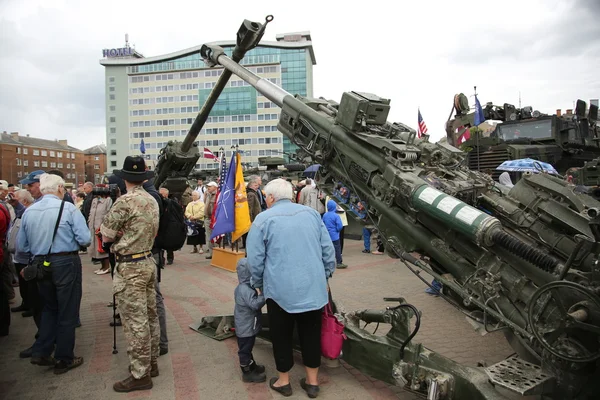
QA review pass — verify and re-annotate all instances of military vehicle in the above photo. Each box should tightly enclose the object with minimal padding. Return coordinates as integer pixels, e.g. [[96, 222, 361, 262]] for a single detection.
[[154, 17, 600, 399], [446, 94, 600, 181]]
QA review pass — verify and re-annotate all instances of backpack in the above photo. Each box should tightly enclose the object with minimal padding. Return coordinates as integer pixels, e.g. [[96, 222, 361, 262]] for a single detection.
[[155, 197, 187, 251]]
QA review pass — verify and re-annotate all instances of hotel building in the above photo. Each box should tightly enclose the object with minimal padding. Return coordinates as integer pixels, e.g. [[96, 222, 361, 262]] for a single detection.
[[99, 32, 315, 173]]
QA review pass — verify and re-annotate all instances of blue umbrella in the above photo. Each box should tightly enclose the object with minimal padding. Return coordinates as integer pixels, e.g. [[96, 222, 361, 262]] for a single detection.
[[496, 158, 558, 175], [302, 164, 321, 178]]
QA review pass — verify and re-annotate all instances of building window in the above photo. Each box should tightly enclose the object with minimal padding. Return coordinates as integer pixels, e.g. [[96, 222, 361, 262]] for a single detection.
[[109, 105, 116, 112], [108, 76, 115, 83], [50, 162, 56, 168], [16, 158, 21, 166], [42, 161, 47, 167], [110, 139, 116, 145], [110, 117, 116, 123], [94, 156, 99, 161], [109, 94, 115, 100], [33, 149, 39, 156], [17, 148, 21, 154], [17, 171, 22, 178], [41, 150, 47, 156], [110, 161, 117, 167], [23, 148, 28, 155], [57, 163, 63, 168], [71, 153, 76, 159], [110, 150, 116, 156], [110, 127, 116, 134], [23, 160, 28, 166], [34, 161, 40, 167], [94, 164, 99, 170], [109, 86, 115, 92], [50, 151, 55, 157], [57, 152, 62, 157]]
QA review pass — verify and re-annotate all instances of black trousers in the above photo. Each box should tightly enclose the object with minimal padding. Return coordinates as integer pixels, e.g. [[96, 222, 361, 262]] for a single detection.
[[237, 336, 256, 366], [340, 227, 345, 254], [266, 299, 322, 372], [0, 280, 9, 336], [14, 263, 29, 308]]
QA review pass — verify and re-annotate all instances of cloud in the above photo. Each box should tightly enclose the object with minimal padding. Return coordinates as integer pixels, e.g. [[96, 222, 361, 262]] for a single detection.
[[0, 0, 598, 152]]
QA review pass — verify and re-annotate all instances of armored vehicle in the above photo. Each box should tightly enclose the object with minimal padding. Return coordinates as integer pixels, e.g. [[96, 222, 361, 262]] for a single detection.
[[446, 94, 600, 181]]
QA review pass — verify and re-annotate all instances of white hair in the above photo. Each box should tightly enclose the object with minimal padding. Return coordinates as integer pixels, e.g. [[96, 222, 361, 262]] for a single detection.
[[264, 178, 293, 202], [40, 173, 65, 194], [16, 189, 34, 204]]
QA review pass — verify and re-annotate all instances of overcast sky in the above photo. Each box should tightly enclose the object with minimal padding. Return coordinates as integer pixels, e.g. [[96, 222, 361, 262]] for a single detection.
[[1, 0, 599, 151]]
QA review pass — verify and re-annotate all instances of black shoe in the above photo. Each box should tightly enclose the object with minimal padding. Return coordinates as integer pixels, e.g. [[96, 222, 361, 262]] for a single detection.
[[31, 356, 56, 366], [251, 360, 265, 374], [205, 256, 212, 260], [19, 346, 33, 358], [159, 347, 168, 356], [166, 260, 173, 265], [362, 249, 370, 253], [300, 378, 320, 398], [241, 362, 266, 383], [54, 356, 84, 375], [269, 377, 292, 396], [11, 304, 27, 313], [110, 319, 122, 327], [21, 310, 33, 318]]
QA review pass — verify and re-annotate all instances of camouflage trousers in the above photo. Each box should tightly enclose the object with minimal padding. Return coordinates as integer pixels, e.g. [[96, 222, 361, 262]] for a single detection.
[[113, 259, 160, 379]]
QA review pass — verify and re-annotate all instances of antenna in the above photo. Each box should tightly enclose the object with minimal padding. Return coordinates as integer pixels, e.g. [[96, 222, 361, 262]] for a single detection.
[[125, 33, 129, 48], [519, 91, 521, 108]]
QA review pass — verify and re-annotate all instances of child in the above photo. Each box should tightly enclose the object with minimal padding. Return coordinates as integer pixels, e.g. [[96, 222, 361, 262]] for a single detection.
[[234, 258, 266, 382], [323, 199, 347, 269]]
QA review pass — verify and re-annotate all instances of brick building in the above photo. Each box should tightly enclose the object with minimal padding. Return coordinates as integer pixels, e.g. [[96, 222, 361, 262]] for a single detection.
[[0, 131, 85, 186], [83, 144, 107, 184]]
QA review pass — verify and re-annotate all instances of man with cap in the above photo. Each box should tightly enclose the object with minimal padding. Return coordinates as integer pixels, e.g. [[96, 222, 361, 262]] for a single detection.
[[203, 181, 218, 260], [19, 170, 45, 202], [0, 180, 16, 222], [100, 156, 160, 393]]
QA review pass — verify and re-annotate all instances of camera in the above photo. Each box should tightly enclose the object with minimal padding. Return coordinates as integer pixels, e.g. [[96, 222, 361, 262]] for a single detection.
[[92, 184, 120, 201]]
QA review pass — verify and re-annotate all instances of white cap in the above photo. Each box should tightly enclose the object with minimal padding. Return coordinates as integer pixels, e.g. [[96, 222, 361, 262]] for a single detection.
[[207, 181, 218, 187], [0, 180, 8, 190]]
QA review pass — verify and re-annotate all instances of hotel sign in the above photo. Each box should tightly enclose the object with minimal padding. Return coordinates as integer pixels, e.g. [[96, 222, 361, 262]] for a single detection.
[[102, 47, 133, 58]]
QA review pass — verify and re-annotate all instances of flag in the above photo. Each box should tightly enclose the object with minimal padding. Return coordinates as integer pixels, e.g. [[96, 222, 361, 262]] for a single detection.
[[210, 153, 236, 241], [232, 152, 251, 242], [210, 151, 227, 233], [140, 139, 146, 154], [474, 94, 485, 126], [417, 109, 428, 138], [457, 126, 471, 145], [204, 147, 216, 159]]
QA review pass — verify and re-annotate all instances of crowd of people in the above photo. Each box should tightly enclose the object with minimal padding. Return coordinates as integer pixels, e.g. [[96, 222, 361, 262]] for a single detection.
[[0, 157, 383, 397]]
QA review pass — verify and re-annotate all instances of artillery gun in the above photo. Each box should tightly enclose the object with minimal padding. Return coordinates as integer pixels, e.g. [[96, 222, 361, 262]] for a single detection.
[[186, 17, 599, 399], [446, 94, 600, 181]]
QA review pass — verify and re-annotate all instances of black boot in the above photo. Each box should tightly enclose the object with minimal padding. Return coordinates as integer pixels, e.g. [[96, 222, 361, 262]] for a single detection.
[[241, 360, 266, 383], [251, 359, 265, 374]]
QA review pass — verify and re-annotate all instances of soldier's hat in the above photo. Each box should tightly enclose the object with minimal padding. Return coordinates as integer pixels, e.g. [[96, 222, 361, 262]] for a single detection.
[[114, 156, 154, 183]]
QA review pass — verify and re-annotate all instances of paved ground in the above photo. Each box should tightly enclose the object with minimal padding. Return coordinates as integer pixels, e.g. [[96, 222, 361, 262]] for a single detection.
[[0, 239, 513, 400]]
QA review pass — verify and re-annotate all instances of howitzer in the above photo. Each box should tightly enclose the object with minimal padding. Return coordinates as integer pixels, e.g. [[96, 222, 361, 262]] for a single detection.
[[152, 16, 273, 195], [191, 18, 600, 399]]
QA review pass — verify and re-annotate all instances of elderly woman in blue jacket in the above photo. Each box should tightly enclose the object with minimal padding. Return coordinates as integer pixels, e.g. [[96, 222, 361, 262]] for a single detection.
[[247, 178, 336, 399]]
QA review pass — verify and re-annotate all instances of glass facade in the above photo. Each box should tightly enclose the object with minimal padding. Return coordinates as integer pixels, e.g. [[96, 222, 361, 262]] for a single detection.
[[104, 36, 313, 171]]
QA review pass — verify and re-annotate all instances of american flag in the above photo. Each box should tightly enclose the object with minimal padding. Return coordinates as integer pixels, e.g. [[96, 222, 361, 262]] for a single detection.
[[417, 109, 428, 138], [210, 151, 228, 241]]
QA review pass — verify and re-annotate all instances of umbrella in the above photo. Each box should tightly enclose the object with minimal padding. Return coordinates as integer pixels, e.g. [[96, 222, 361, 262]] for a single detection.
[[302, 164, 321, 178], [496, 158, 559, 175]]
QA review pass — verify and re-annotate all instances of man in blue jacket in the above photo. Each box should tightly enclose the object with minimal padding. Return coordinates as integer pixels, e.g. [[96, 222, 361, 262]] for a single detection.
[[322, 200, 347, 269]]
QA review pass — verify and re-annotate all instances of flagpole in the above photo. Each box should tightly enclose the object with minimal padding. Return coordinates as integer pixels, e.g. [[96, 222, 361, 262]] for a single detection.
[[474, 85, 480, 172]]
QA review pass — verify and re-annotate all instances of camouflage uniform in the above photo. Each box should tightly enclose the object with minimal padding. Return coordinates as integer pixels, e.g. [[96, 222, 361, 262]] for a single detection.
[[100, 185, 160, 379]]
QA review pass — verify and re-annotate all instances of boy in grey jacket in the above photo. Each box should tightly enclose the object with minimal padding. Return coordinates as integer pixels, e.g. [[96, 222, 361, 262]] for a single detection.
[[234, 258, 266, 382]]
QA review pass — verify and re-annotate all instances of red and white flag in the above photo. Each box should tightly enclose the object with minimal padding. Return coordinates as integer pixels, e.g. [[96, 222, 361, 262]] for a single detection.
[[456, 126, 471, 144], [204, 147, 216, 159], [417, 109, 428, 138]]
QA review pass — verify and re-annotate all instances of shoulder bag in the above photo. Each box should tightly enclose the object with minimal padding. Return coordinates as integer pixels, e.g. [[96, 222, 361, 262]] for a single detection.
[[22, 200, 66, 281]]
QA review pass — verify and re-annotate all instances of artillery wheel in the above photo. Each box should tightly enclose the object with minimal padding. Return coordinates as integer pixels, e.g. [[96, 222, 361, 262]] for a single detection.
[[527, 281, 600, 363]]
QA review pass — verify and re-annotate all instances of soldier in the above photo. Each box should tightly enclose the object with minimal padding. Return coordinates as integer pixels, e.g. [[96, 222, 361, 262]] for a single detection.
[[100, 156, 160, 393]]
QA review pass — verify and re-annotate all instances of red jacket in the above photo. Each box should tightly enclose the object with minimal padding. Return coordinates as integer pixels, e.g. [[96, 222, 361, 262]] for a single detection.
[[0, 203, 9, 263]]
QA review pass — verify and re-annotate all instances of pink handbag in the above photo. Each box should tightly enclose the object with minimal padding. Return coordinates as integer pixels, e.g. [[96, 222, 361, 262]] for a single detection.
[[321, 301, 347, 359]]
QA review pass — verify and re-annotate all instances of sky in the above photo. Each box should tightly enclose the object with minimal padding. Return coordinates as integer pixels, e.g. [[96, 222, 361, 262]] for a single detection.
[[1, 0, 599, 151]]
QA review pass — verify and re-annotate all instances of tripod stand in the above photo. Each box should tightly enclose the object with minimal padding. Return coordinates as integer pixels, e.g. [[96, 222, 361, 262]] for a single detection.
[[109, 251, 118, 354]]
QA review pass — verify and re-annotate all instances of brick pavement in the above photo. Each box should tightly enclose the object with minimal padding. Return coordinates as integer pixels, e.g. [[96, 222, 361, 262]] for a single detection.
[[0, 239, 513, 400]]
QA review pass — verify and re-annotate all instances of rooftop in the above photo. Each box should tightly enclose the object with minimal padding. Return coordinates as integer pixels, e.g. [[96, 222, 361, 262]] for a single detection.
[[0, 131, 81, 152], [83, 144, 107, 155], [99, 32, 316, 67]]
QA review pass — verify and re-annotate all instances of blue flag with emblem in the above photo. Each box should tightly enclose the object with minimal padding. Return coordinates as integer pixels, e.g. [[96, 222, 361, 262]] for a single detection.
[[140, 139, 146, 154], [210, 153, 236, 240], [474, 94, 485, 126]]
